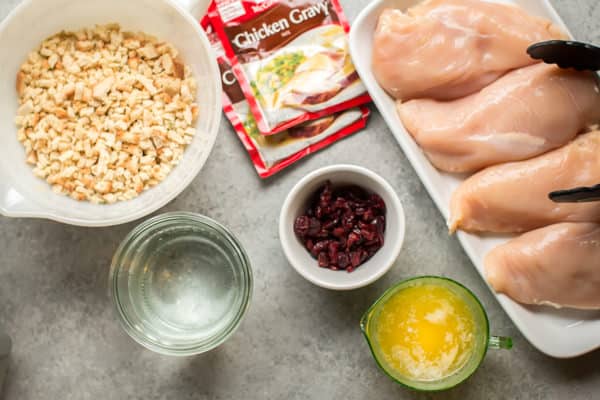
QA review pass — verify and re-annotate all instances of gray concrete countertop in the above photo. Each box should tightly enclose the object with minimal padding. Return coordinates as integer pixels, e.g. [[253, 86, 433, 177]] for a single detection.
[[1, 0, 599, 399]]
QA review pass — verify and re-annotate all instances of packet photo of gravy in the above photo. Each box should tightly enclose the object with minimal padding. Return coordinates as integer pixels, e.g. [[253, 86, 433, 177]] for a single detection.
[[210, 0, 371, 135], [202, 14, 370, 178]]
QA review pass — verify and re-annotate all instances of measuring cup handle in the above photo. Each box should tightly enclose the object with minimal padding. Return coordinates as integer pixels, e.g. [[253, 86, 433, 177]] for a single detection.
[[488, 335, 513, 350]]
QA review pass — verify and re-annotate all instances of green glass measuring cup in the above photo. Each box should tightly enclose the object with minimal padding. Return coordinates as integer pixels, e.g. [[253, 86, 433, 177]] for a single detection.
[[360, 276, 512, 391]]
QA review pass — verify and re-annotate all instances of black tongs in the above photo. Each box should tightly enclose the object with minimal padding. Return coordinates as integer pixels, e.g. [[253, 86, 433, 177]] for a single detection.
[[527, 40, 600, 71], [549, 185, 600, 203], [527, 40, 600, 203]]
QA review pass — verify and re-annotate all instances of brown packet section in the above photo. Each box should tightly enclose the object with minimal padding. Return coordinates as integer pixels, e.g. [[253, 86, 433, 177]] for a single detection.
[[210, 0, 371, 135], [202, 14, 370, 178]]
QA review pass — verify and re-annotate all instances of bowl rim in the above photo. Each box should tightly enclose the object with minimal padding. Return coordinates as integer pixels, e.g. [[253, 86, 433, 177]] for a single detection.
[[0, 0, 222, 227], [279, 164, 406, 290]]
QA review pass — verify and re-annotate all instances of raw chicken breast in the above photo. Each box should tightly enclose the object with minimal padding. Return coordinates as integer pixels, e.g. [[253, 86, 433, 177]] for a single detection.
[[449, 131, 600, 233], [398, 63, 600, 173], [372, 0, 564, 101], [485, 223, 600, 309]]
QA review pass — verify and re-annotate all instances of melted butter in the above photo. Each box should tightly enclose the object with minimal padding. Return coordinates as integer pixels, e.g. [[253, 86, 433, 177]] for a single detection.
[[373, 284, 476, 381]]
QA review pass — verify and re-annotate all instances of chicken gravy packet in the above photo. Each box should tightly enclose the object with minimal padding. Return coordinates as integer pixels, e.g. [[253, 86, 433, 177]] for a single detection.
[[202, 15, 370, 178], [209, 0, 371, 135]]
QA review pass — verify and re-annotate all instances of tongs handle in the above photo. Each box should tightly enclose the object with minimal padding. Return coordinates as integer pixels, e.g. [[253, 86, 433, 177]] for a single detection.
[[549, 184, 600, 203], [527, 40, 600, 71]]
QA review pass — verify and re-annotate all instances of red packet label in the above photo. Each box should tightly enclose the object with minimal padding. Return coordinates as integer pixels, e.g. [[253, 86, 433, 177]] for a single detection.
[[209, 0, 371, 135], [202, 13, 370, 178]]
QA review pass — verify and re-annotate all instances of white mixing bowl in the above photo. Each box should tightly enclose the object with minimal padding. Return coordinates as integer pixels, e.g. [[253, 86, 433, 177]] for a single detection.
[[0, 0, 220, 226]]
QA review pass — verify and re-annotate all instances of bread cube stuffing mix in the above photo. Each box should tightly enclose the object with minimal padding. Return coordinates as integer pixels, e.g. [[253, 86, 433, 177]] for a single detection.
[[15, 24, 198, 203]]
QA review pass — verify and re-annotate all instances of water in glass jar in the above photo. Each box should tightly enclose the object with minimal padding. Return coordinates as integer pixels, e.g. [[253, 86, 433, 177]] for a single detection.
[[127, 227, 239, 345]]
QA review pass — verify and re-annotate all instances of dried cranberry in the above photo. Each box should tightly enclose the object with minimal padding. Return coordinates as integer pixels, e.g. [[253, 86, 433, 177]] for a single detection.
[[322, 218, 339, 230], [366, 245, 380, 257], [373, 216, 386, 235], [328, 241, 339, 261], [305, 239, 314, 252], [333, 197, 348, 211], [294, 216, 310, 237], [311, 240, 331, 257], [337, 253, 349, 269], [332, 227, 346, 238], [315, 205, 324, 219], [349, 251, 362, 268], [347, 231, 361, 250], [319, 181, 333, 205], [308, 217, 321, 236], [333, 208, 343, 219], [360, 227, 376, 241], [345, 186, 368, 201], [370, 193, 386, 213], [360, 250, 369, 263], [317, 252, 329, 268], [362, 208, 375, 222], [315, 229, 330, 238], [342, 214, 355, 230]]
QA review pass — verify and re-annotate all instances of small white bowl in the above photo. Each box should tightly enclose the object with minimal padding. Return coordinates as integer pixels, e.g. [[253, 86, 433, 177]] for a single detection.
[[279, 165, 406, 290], [0, 0, 220, 227]]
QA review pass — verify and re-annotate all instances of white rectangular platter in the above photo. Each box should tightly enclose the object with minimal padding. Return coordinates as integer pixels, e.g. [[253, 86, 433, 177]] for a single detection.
[[349, 0, 600, 358]]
